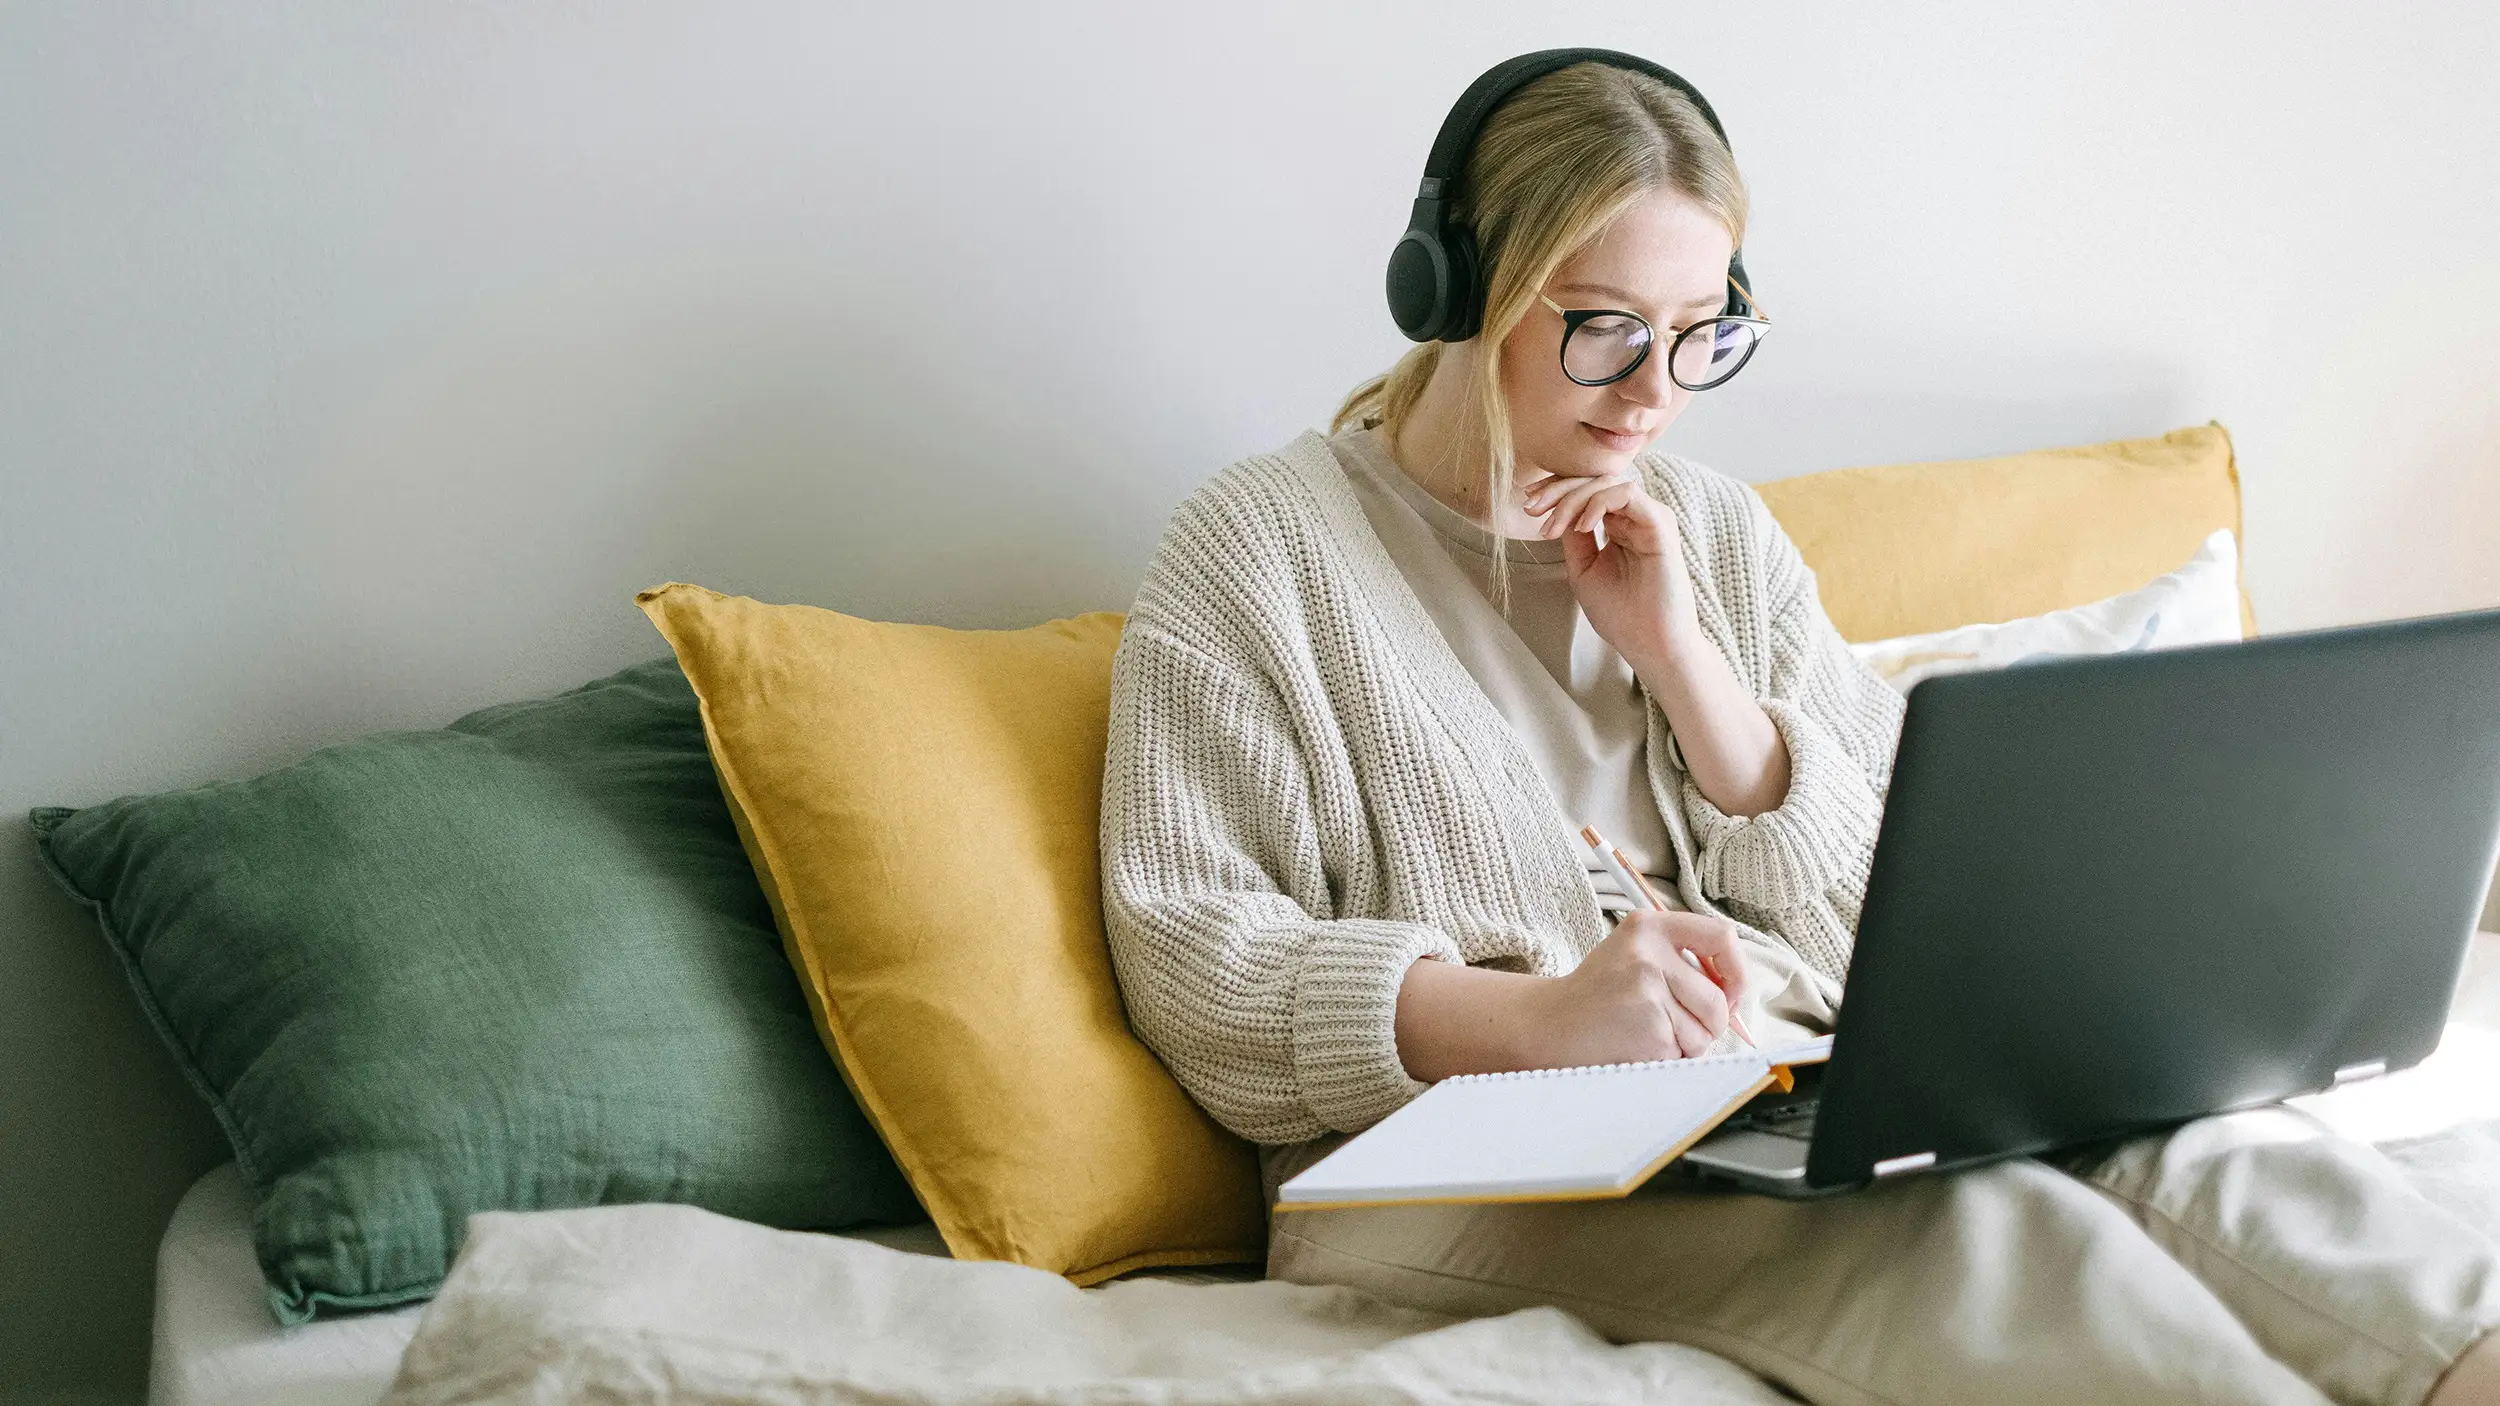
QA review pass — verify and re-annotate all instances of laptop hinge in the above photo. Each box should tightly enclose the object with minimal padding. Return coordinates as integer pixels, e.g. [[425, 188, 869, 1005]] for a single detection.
[[1872, 1151, 1937, 1179], [2330, 1059, 2388, 1087]]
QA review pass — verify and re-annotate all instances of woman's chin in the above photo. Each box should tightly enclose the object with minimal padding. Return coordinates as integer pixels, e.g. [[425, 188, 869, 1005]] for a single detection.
[[1538, 437, 1642, 480]]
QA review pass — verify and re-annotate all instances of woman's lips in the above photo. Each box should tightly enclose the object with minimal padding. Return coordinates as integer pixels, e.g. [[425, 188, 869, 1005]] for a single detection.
[[1582, 422, 1647, 452]]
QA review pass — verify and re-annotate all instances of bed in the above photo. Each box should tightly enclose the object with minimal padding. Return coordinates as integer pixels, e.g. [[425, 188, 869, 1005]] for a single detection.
[[151, 932, 2500, 1405]]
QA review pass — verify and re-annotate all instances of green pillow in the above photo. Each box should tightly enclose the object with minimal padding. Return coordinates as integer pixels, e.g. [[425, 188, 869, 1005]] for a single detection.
[[32, 658, 922, 1324]]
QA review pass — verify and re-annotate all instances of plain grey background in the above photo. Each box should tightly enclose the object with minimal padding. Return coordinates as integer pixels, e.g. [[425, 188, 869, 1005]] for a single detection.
[[6, 2, 2498, 1399]]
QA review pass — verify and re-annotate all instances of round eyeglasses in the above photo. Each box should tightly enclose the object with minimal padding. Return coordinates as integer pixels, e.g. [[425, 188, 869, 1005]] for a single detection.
[[1537, 288, 1769, 392]]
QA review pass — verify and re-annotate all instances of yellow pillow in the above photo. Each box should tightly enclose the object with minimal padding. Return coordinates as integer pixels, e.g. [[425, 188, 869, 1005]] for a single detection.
[[636, 583, 1264, 1284], [1754, 423, 2256, 643]]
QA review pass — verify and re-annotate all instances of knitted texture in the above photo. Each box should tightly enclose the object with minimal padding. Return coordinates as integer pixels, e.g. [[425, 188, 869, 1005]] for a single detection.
[[1100, 431, 1906, 1144]]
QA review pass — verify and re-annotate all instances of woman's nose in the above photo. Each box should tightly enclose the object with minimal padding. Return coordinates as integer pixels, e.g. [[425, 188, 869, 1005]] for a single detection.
[[1614, 345, 1677, 409]]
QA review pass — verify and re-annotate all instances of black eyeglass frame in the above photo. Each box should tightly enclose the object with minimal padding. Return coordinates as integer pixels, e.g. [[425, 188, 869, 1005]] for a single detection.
[[1538, 286, 1772, 392]]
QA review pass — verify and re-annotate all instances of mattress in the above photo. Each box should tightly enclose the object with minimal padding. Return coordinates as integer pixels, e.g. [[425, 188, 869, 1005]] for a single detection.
[[149, 1165, 420, 1406], [150, 1164, 952, 1406]]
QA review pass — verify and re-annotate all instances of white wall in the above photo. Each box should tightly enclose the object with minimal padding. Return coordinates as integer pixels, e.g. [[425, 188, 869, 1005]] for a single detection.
[[5, 2, 2498, 1396]]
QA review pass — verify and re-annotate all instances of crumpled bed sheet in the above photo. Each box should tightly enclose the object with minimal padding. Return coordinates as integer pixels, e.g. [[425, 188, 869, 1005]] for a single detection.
[[378, 1201, 1793, 1405], [368, 933, 2499, 1405]]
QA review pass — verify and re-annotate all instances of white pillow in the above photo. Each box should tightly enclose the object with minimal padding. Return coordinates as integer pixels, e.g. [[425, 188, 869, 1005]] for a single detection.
[[1849, 528, 2244, 696]]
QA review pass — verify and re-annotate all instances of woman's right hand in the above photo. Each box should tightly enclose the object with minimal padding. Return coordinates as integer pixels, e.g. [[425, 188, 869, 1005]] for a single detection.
[[1523, 910, 1750, 1065], [1392, 911, 1753, 1083]]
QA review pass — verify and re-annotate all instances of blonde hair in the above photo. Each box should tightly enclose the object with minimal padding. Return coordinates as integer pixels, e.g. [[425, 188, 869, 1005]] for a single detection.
[[1334, 61, 1748, 597]]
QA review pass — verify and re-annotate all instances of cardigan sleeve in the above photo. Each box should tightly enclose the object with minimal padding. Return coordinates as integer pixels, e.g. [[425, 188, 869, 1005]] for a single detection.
[[1672, 483, 1907, 979], [1099, 619, 1462, 1145]]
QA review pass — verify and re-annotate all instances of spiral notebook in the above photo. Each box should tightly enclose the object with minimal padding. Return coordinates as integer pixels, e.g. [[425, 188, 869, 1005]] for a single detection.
[[1275, 1036, 1834, 1211]]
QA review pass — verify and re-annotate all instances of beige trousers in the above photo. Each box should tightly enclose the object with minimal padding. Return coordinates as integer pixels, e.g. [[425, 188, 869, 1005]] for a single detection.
[[1266, 1109, 2500, 1406]]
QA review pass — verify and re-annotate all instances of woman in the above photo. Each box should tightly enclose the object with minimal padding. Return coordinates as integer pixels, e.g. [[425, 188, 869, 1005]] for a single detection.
[[1099, 53, 2500, 1406]]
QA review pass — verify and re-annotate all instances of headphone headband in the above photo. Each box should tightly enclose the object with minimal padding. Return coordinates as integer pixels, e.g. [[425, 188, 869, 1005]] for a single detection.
[[1415, 48, 1732, 192], [1387, 47, 1748, 344]]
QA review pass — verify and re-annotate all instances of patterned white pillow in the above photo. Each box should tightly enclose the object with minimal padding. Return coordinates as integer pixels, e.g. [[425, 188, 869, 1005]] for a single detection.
[[1849, 528, 2244, 696]]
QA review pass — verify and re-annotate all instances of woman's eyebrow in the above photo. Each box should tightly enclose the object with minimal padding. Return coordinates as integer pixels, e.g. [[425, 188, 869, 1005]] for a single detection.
[[1553, 281, 1726, 315]]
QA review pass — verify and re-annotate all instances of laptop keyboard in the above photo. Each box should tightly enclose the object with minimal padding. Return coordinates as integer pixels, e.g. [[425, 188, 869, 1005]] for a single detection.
[[1730, 1097, 1821, 1142]]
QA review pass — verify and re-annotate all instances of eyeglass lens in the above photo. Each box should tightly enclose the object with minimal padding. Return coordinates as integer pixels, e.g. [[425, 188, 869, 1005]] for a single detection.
[[1559, 314, 1652, 386], [1667, 320, 1762, 390], [1561, 314, 1762, 390]]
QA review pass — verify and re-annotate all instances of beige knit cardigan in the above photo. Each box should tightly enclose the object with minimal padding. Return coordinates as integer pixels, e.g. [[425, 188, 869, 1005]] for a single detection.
[[1099, 430, 1908, 1145]]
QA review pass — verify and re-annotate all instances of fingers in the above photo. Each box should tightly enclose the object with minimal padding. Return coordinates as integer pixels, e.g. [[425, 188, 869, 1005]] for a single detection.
[[1675, 917, 1751, 1009], [1528, 477, 1607, 538], [1572, 482, 1631, 538], [1662, 995, 1715, 1058], [1661, 953, 1730, 1044], [1519, 471, 1599, 516], [1701, 952, 1749, 1014], [1523, 474, 1639, 539], [1560, 519, 1597, 573], [1592, 915, 1736, 1059], [1619, 911, 1750, 1025]]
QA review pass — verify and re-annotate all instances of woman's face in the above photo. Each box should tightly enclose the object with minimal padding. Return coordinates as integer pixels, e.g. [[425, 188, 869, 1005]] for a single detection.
[[1498, 187, 1736, 484]]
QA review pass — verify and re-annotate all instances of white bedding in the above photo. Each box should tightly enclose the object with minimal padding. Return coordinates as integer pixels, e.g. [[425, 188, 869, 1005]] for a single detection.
[[151, 1165, 420, 1406], [150, 1165, 953, 1406], [156, 933, 2500, 1406], [381, 1203, 1792, 1405]]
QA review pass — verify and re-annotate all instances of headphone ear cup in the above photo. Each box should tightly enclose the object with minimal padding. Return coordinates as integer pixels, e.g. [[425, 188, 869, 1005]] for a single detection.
[[1387, 229, 1456, 342], [1723, 249, 1751, 318], [1441, 222, 1482, 342]]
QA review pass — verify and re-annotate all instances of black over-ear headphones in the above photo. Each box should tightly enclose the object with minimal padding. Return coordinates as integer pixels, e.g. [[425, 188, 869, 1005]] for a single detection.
[[1386, 47, 1751, 344]]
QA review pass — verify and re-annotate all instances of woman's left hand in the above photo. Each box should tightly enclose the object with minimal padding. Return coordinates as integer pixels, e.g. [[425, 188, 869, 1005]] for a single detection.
[[1524, 469, 1700, 670]]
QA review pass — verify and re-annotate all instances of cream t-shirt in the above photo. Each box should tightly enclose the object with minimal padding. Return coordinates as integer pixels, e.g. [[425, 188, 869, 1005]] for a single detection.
[[1330, 425, 1684, 919]]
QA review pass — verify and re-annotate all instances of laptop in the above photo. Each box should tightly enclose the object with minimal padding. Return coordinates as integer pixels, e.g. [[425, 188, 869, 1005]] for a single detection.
[[1680, 603, 2500, 1196]]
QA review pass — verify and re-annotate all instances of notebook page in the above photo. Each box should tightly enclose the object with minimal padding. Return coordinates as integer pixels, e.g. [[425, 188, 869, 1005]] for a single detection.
[[1770, 1034, 1835, 1065], [1278, 1053, 1774, 1207]]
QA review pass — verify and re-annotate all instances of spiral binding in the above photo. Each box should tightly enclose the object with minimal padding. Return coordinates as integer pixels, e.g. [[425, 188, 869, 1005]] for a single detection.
[[1443, 1049, 1765, 1085]]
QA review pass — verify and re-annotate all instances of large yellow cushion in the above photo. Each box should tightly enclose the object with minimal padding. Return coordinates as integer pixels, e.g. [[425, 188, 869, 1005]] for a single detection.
[[1754, 423, 2257, 643], [636, 584, 1265, 1284]]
